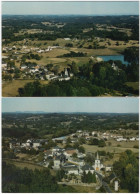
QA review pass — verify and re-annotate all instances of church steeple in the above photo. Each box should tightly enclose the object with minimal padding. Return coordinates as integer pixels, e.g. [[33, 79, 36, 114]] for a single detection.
[[96, 152, 99, 160]]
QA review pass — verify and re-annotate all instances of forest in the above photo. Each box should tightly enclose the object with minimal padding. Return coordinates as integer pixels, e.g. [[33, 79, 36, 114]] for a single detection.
[[2, 15, 139, 42], [2, 162, 76, 193], [2, 113, 139, 139]]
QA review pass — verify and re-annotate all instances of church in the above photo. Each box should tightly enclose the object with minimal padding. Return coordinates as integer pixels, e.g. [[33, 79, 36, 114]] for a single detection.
[[93, 152, 104, 171]]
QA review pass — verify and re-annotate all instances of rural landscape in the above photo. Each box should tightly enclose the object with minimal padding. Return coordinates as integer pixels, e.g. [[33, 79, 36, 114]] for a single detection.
[[2, 111, 139, 193], [2, 14, 139, 96], [1, 2, 139, 194]]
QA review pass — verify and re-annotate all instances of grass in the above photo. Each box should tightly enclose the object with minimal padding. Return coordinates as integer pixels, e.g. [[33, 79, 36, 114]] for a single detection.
[[83, 140, 139, 154], [4, 159, 45, 171], [2, 79, 49, 97], [125, 82, 139, 91], [71, 185, 97, 193]]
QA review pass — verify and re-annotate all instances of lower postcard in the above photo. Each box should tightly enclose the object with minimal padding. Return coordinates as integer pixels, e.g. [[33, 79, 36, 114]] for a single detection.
[[2, 97, 139, 193]]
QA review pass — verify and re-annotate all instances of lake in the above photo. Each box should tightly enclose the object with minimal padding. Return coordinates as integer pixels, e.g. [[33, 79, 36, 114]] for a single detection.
[[97, 55, 129, 65]]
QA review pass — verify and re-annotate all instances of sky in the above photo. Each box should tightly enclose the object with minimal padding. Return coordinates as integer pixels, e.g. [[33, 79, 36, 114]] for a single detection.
[[2, 1, 139, 15], [2, 97, 139, 113]]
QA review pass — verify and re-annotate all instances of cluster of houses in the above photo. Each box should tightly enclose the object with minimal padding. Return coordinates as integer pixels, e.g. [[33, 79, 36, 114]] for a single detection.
[[9, 137, 110, 175], [2, 44, 61, 55], [20, 64, 73, 81], [2, 53, 73, 81]]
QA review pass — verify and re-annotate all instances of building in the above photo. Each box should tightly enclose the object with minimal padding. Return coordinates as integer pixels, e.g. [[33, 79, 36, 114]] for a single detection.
[[112, 62, 118, 71], [62, 163, 79, 175], [32, 140, 42, 148], [64, 148, 78, 158], [81, 164, 94, 174], [54, 157, 61, 169], [93, 152, 104, 171]]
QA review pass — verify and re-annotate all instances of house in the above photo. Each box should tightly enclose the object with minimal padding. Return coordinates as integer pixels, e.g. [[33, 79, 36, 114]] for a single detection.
[[52, 146, 62, 153], [53, 156, 61, 169], [64, 148, 78, 158], [20, 64, 27, 70], [77, 153, 86, 159], [46, 72, 55, 80], [64, 38, 71, 41], [58, 77, 70, 81], [130, 137, 135, 141], [32, 140, 42, 148], [37, 50, 44, 53], [9, 139, 18, 149], [81, 164, 94, 174], [44, 150, 53, 159], [2, 62, 7, 69], [112, 62, 118, 71], [105, 165, 112, 172], [62, 163, 79, 175], [26, 139, 32, 147], [116, 137, 127, 142], [53, 153, 67, 169]]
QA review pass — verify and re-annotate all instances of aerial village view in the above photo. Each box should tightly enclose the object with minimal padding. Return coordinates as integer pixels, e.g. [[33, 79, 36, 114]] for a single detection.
[[1, 1, 139, 194], [2, 1, 139, 97], [2, 98, 139, 193]]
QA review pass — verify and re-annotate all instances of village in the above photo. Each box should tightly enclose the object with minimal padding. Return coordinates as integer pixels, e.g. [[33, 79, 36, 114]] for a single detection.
[[7, 128, 139, 193], [2, 43, 75, 81]]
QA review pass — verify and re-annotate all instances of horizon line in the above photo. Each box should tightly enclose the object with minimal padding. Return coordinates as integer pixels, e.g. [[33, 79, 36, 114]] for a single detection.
[[2, 14, 139, 16], [2, 111, 138, 114]]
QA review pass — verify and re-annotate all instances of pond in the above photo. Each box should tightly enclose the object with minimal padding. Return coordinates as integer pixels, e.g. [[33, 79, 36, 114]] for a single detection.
[[97, 55, 129, 65]]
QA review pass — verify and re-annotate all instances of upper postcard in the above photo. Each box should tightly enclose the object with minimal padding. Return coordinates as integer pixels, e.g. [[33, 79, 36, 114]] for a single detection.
[[2, 1, 139, 97]]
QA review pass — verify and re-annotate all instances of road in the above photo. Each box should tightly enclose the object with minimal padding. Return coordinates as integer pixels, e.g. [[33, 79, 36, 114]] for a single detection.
[[95, 171, 112, 193]]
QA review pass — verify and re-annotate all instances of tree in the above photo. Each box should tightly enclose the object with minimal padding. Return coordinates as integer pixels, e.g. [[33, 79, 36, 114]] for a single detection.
[[72, 153, 77, 158], [78, 146, 85, 153], [71, 61, 78, 75], [48, 161, 54, 169], [98, 139, 106, 147], [78, 137, 86, 145], [113, 150, 139, 192], [56, 169, 66, 181], [81, 171, 96, 183], [66, 137, 71, 144]]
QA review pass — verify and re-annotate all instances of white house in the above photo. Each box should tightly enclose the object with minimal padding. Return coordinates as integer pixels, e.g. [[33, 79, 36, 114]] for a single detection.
[[130, 137, 135, 141], [54, 157, 61, 169], [32, 140, 41, 148], [20, 64, 27, 70], [2, 62, 7, 68], [64, 38, 71, 41]]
